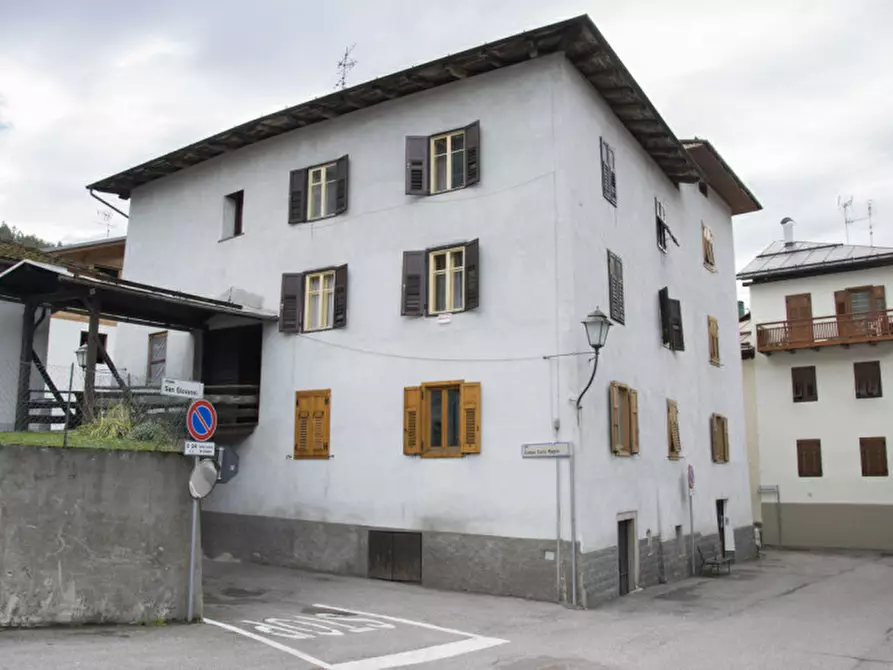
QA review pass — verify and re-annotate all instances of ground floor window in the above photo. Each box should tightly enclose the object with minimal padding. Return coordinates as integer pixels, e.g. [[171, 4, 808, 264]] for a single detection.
[[403, 381, 481, 457]]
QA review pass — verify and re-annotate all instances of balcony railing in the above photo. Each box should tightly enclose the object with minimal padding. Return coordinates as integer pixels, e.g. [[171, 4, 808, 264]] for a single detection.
[[756, 310, 893, 353]]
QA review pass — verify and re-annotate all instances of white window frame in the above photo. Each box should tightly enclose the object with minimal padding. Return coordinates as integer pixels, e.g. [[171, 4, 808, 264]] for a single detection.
[[430, 130, 466, 194], [428, 247, 465, 315], [656, 199, 668, 253], [304, 270, 336, 331], [307, 162, 337, 221]]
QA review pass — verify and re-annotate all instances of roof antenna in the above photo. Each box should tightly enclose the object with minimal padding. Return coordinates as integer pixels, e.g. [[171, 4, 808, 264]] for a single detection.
[[838, 196, 874, 246], [96, 209, 114, 238], [868, 200, 875, 248], [335, 44, 357, 91]]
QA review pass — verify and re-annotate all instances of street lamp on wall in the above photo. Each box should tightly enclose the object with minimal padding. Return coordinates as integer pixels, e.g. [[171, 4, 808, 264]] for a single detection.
[[75, 344, 88, 370], [576, 308, 612, 410]]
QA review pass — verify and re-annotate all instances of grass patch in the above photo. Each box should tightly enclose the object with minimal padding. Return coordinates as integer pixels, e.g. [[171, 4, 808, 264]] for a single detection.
[[0, 431, 180, 452]]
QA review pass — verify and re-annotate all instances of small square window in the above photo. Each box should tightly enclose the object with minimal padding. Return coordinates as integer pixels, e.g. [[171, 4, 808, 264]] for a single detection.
[[222, 190, 244, 239], [307, 163, 338, 220], [854, 361, 882, 399], [430, 130, 465, 194], [792, 366, 818, 402], [428, 247, 465, 314], [304, 270, 336, 331]]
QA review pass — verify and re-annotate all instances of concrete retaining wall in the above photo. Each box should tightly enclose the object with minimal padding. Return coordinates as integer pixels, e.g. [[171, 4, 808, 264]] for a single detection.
[[761, 502, 893, 551], [0, 444, 199, 626]]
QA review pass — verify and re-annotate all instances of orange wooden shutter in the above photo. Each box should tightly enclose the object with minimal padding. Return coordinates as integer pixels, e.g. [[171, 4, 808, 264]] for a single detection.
[[667, 399, 680, 458], [629, 388, 640, 454], [721, 415, 730, 462], [295, 390, 330, 459], [311, 390, 330, 458], [460, 382, 482, 454], [294, 392, 312, 458], [610, 382, 622, 453], [403, 386, 422, 455], [711, 414, 721, 462]]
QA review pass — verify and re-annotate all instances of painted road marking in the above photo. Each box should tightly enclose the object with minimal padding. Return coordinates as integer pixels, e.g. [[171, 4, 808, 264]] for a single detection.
[[205, 604, 508, 669]]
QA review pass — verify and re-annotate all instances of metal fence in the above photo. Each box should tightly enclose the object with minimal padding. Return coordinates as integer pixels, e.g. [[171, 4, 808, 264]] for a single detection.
[[1, 361, 192, 450]]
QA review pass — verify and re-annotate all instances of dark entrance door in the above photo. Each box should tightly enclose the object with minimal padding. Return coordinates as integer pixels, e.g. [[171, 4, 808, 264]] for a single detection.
[[367, 530, 422, 583], [618, 519, 632, 596], [716, 499, 727, 556]]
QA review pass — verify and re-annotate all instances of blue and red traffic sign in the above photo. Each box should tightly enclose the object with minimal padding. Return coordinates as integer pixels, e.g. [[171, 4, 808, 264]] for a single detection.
[[186, 399, 217, 442]]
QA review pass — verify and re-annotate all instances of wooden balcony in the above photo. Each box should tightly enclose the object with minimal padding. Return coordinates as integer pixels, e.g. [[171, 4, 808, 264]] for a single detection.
[[756, 310, 893, 353]]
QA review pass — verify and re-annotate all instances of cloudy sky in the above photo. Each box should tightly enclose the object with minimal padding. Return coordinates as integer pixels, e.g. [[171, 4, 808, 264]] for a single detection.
[[1, 0, 891, 275]]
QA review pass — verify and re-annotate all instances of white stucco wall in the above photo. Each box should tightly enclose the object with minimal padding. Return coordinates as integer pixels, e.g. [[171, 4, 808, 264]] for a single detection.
[[553, 60, 752, 552], [116, 53, 753, 550], [45, 316, 119, 390], [749, 267, 893, 506], [742, 357, 761, 523], [0, 303, 50, 431]]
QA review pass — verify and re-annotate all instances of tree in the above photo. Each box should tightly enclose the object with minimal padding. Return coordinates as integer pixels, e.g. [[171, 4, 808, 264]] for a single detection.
[[0, 221, 60, 249]]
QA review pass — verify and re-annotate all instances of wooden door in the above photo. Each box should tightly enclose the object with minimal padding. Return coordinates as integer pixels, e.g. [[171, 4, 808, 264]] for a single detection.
[[618, 520, 631, 596], [392, 532, 422, 583], [368, 530, 393, 580], [785, 294, 813, 344]]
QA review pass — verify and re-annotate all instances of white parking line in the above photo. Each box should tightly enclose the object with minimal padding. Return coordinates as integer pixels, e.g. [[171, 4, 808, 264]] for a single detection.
[[205, 605, 508, 670]]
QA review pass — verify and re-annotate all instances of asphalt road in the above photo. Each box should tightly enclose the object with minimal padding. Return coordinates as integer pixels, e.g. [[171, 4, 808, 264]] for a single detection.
[[3, 549, 893, 669]]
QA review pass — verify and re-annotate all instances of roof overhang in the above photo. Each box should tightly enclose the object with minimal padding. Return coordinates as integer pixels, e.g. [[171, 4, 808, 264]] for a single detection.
[[0, 260, 278, 330], [681, 139, 761, 215], [88, 15, 704, 198]]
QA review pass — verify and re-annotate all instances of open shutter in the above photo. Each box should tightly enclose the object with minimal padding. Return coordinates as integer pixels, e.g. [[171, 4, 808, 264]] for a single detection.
[[608, 251, 624, 324], [872, 285, 887, 311], [629, 388, 640, 454], [311, 390, 331, 458], [721, 416, 730, 462], [465, 121, 480, 186], [708, 316, 719, 363], [401, 250, 427, 316], [464, 238, 480, 311], [835, 289, 850, 338], [288, 168, 308, 225], [280, 273, 304, 333], [711, 414, 721, 462], [332, 264, 348, 329], [609, 382, 622, 453], [460, 382, 482, 454], [334, 155, 349, 214], [404, 386, 422, 455], [294, 392, 312, 458], [405, 136, 429, 195], [659, 287, 671, 346], [670, 299, 685, 351], [667, 399, 680, 458]]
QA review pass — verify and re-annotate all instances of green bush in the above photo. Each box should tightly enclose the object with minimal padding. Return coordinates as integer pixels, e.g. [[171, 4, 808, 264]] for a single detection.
[[129, 421, 170, 444], [76, 403, 133, 440]]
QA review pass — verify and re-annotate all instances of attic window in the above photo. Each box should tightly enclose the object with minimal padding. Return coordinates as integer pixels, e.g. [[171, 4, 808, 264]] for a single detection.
[[698, 181, 708, 197]]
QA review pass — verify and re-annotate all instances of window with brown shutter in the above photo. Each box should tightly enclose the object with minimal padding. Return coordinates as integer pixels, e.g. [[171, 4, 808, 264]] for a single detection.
[[294, 389, 331, 459], [280, 266, 348, 333], [610, 381, 639, 456], [796, 439, 823, 477], [403, 381, 482, 457], [402, 240, 479, 317], [607, 250, 624, 324], [860, 437, 888, 477], [659, 287, 685, 351], [711, 413, 730, 463], [702, 223, 715, 269], [707, 316, 720, 365], [288, 156, 349, 225], [600, 138, 617, 207], [854, 361, 882, 399], [667, 398, 681, 459], [791, 366, 818, 402], [405, 121, 480, 196]]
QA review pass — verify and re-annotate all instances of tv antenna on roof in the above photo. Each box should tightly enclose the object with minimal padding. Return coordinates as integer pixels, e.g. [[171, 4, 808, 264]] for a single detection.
[[96, 209, 114, 238], [837, 196, 875, 246], [335, 44, 357, 91]]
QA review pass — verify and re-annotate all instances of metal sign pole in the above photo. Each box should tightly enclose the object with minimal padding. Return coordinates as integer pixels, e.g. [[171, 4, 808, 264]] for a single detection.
[[689, 488, 695, 575], [187, 457, 199, 622]]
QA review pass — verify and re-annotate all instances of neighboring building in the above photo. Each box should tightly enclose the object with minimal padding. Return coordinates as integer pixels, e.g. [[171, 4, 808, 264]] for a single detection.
[[739, 309, 760, 525], [739, 219, 893, 551], [0, 241, 53, 431], [88, 15, 761, 606], [45, 236, 127, 390]]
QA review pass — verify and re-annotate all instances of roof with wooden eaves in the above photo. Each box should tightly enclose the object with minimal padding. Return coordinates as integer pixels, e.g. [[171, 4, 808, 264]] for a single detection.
[[87, 15, 708, 198]]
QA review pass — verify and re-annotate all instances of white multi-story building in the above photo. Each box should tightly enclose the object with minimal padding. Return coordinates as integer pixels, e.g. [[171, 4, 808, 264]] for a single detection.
[[740, 219, 893, 551], [89, 16, 761, 606]]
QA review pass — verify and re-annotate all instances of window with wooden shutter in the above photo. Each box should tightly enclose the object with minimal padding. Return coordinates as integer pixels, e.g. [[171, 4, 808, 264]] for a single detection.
[[796, 439, 823, 477], [860, 437, 888, 477], [294, 389, 331, 459], [404, 380, 482, 458], [290, 157, 349, 224], [702, 223, 715, 269], [401, 250, 427, 316], [288, 168, 307, 225], [465, 121, 480, 186], [791, 366, 818, 402], [607, 250, 624, 324], [600, 138, 617, 207], [404, 240, 479, 317], [405, 136, 429, 195], [407, 123, 479, 196], [659, 288, 684, 351], [854, 361, 882, 399], [332, 264, 348, 329], [279, 273, 304, 333], [609, 381, 638, 456], [667, 399, 681, 459], [711, 413, 730, 463], [707, 316, 720, 365]]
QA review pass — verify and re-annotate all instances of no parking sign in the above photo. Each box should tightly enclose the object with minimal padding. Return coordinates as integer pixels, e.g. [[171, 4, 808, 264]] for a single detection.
[[186, 399, 217, 443]]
